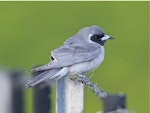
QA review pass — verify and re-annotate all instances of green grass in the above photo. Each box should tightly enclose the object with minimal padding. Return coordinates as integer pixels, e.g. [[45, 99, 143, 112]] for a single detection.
[[0, 2, 149, 113]]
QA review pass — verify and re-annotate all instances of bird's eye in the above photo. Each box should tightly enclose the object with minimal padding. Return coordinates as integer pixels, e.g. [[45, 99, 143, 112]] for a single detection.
[[91, 34, 102, 39], [94, 35, 100, 39], [94, 34, 104, 39]]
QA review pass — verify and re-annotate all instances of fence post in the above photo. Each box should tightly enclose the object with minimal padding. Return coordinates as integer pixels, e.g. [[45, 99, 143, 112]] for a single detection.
[[56, 76, 84, 113], [102, 93, 126, 113], [10, 70, 25, 113], [0, 70, 12, 113], [33, 75, 51, 113]]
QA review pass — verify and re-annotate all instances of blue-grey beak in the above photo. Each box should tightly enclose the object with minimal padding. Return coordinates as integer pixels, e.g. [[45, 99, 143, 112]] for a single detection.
[[101, 35, 114, 41]]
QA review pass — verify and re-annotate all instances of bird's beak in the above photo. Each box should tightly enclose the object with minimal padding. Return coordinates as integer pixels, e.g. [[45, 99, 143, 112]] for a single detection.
[[101, 35, 114, 41], [109, 36, 114, 40]]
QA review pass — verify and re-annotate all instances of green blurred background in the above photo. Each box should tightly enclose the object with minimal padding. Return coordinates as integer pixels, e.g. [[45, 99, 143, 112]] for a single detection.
[[0, 1, 149, 113]]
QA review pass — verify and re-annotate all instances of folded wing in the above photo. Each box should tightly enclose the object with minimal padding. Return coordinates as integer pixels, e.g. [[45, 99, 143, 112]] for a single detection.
[[32, 44, 101, 72]]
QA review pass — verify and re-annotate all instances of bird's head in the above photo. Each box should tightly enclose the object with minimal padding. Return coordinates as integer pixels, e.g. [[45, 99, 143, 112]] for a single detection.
[[79, 25, 114, 46]]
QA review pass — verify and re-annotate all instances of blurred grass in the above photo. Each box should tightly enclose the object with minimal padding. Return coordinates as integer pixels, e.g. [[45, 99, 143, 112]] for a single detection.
[[0, 1, 149, 113]]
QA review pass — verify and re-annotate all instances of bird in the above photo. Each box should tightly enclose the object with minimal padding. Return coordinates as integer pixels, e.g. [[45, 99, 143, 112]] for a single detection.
[[25, 25, 113, 88]]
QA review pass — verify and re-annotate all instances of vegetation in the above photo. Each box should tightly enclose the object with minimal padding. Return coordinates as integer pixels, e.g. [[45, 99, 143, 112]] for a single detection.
[[0, 2, 148, 113]]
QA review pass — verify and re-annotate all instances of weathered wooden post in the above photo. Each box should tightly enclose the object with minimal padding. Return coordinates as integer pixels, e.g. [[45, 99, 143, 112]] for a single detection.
[[56, 76, 84, 113]]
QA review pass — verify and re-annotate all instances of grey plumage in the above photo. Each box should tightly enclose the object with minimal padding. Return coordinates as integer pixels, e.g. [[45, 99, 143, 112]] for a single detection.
[[26, 69, 61, 88], [25, 25, 113, 88]]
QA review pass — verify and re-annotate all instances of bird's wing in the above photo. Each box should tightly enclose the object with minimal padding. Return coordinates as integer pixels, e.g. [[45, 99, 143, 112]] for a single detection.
[[26, 68, 61, 88], [32, 44, 101, 72]]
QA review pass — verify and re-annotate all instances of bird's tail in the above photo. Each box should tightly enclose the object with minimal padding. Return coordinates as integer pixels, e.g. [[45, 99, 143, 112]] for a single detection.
[[25, 68, 61, 88]]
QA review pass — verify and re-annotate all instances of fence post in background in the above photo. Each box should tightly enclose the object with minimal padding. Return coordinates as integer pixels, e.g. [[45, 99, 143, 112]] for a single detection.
[[0, 70, 12, 113], [56, 76, 84, 113], [102, 93, 126, 113], [10, 70, 25, 113], [33, 75, 51, 113]]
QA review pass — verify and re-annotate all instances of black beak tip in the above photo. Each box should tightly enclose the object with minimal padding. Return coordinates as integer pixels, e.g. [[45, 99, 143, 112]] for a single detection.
[[109, 36, 114, 40]]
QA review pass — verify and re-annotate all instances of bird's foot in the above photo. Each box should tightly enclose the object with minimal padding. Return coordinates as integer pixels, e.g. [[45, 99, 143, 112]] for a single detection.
[[70, 76, 83, 85], [77, 74, 107, 99]]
